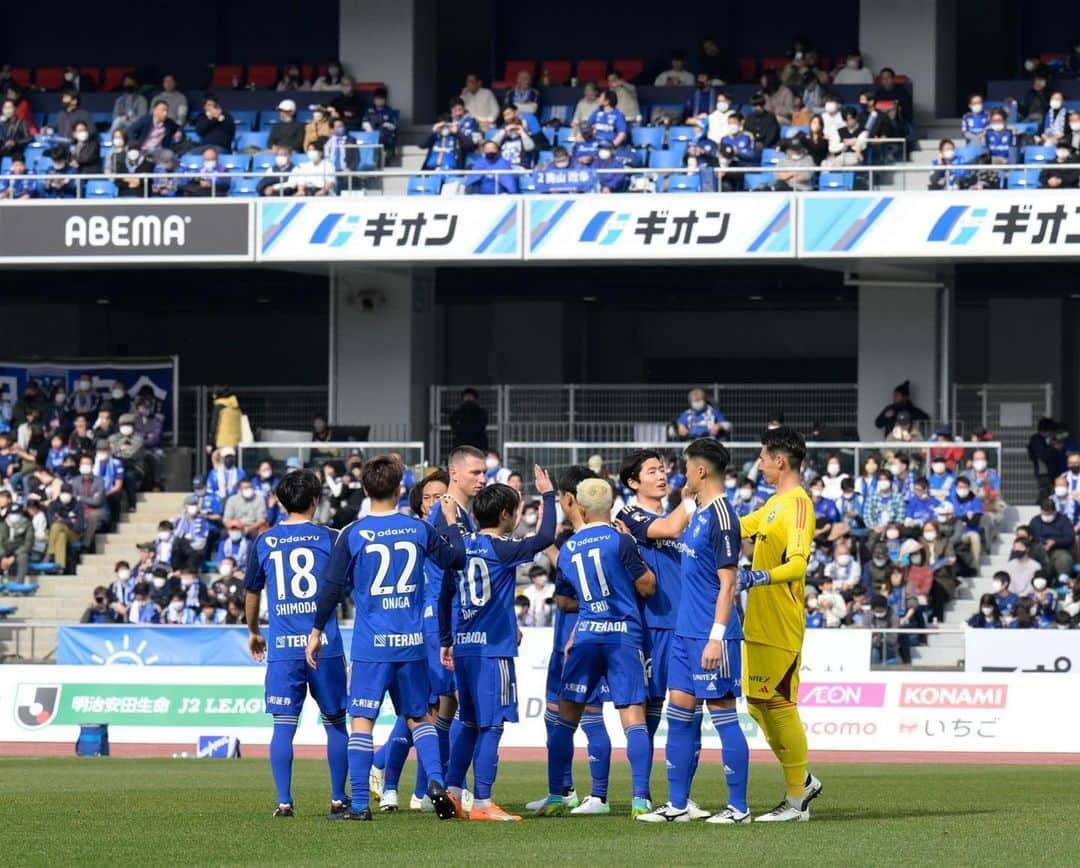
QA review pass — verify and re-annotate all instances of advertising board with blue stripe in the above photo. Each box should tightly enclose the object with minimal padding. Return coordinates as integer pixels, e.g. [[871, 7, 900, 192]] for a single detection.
[[800, 191, 1080, 258], [525, 194, 794, 260], [256, 199, 521, 262]]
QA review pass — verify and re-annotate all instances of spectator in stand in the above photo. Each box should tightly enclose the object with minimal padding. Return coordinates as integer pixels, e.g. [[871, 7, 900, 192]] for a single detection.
[[302, 106, 333, 151], [826, 106, 866, 168], [1004, 532, 1040, 597], [257, 145, 297, 195], [588, 90, 628, 148], [66, 415, 92, 454], [44, 433, 69, 476], [684, 73, 715, 124], [162, 590, 196, 625], [866, 593, 900, 663], [804, 590, 824, 629], [110, 72, 148, 133], [699, 38, 729, 84], [192, 476, 223, 549], [654, 51, 694, 87], [461, 73, 500, 128], [171, 494, 210, 570], [287, 139, 336, 195], [150, 149, 180, 197], [836, 477, 865, 538], [770, 135, 815, 190], [804, 115, 829, 164], [873, 68, 913, 128], [782, 49, 828, 91], [904, 476, 938, 530], [504, 69, 539, 117], [1021, 72, 1049, 123], [921, 519, 956, 616], [759, 70, 795, 125], [808, 477, 840, 542], [818, 455, 848, 501], [94, 439, 127, 522], [522, 564, 554, 626], [494, 106, 537, 169], [864, 469, 906, 540], [109, 560, 136, 608], [950, 477, 984, 565], [59, 64, 92, 92], [207, 446, 245, 501], [743, 94, 780, 149], [698, 92, 735, 144], [113, 143, 153, 197], [331, 76, 367, 127], [926, 455, 955, 502], [276, 64, 310, 92], [3, 84, 38, 135], [465, 140, 516, 195], [676, 388, 729, 438], [832, 49, 874, 85], [984, 108, 1015, 166], [325, 117, 359, 189], [313, 62, 346, 92], [0, 155, 35, 199], [126, 581, 160, 623], [1062, 112, 1080, 151], [55, 88, 93, 141], [40, 146, 78, 199], [153, 74, 188, 125], [0, 98, 32, 158], [820, 96, 844, 139], [252, 460, 279, 499], [195, 95, 235, 153], [449, 388, 488, 450], [267, 99, 305, 152], [1030, 497, 1075, 578], [216, 527, 252, 575], [968, 447, 1004, 541], [991, 571, 1020, 620], [571, 81, 601, 129], [195, 597, 225, 625], [423, 112, 470, 171], [1042, 91, 1068, 144], [605, 70, 640, 123], [0, 500, 32, 583], [1040, 145, 1079, 188], [81, 586, 123, 624], [69, 120, 100, 174], [224, 478, 267, 540], [873, 381, 930, 437], [593, 141, 627, 193], [180, 147, 230, 197], [967, 593, 1003, 628], [889, 453, 915, 500], [45, 483, 84, 571], [362, 87, 398, 159], [961, 94, 988, 144], [73, 452, 107, 548], [108, 414, 145, 506], [483, 450, 511, 486]]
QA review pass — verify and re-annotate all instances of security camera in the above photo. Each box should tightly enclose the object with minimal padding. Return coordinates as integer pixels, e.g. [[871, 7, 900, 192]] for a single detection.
[[348, 290, 386, 312]]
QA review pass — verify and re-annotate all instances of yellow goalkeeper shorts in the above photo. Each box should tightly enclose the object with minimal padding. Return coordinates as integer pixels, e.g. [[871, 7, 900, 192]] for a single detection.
[[744, 641, 801, 703]]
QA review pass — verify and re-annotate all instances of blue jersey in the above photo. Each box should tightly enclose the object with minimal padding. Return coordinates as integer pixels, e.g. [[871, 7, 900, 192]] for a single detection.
[[325, 512, 463, 662], [555, 524, 648, 647], [676, 496, 742, 641], [677, 404, 727, 437], [245, 521, 342, 662], [617, 504, 683, 630], [451, 491, 556, 657], [588, 107, 628, 141]]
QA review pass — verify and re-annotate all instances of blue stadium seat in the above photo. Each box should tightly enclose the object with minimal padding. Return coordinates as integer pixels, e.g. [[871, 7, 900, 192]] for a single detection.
[[554, 127, 575, 148], [353, 131, 381, 170], [27, 561, 60, 575], [539, 105, 573, 125], [518, 113, 541, 135], [760, 148, 783, 167], [781, 125, 810, 139], [1006, 169, 1040, 188], [83, 179, 117, 198], [1, 582, 37, 595], [0, 605, 17, 617], [235, 130, 270, 151], [1023, 145, 1056, 164], [818, 171, 855, 190], [406, 174, 443, 195], [667, 173, 701, 192], [293, 152, 310, 165], [667, 141, 689, 161], [229, 176, 259, 197], [218, 153, 249, 172], [97, 131, 111, 145], [667, 126, 697, 145], [537, 150, 553, 166], [180, 152, 204, 171], [100, 144, 113, 165], [90, 111, 112, 128], [743, 172, 774, 190], [517, 172, 540, 193], [295, 108, 315, 123], [648, 149, 683, 169], [631, 126, 665, 150], [956, 144, 987, 163], [257, 110, 279, 131], [231, 110, 259, 130], [251, 151, 276, 172], [0, 156, 10, 174], [1013, 121, 1039, 136], [484, 127, 500, 142], [34, 153, 54, 174]]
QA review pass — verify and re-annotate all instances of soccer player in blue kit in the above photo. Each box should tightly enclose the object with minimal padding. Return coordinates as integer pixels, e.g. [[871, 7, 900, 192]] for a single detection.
[[245, 468, 349, 819], [439, 465, 556, 821], [617, 449, 710, 819], [637, 439, 750, 825], [306, 455, 465, 822], [538, 478, 657, 819]]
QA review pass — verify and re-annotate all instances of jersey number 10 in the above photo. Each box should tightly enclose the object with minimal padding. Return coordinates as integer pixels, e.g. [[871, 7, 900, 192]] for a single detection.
[[570, 548, 611, 602], [269, 547, 317, 601], [458, 556, 492, 608]]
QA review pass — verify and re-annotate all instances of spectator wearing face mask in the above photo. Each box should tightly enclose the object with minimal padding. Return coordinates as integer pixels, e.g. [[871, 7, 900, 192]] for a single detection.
[[267, 99, 305, 153], [1029, 497, 1076, 578], [483, 450, 511, 486], [929, 138, 972, 190], [258, 145, 297, 196], [514, 500, 540, 537], [675, 388, 729, 439], [592, 139, 627, 193], [195, 596, 226, 625], [81, 585, 123, 624], [904, 477, 937, 529], [991, 571, 1019, 620], [171, 495, 210, 571], [207, 446, 245, 501], [926, 457, 955, 502], [0, 98, 32, 158], [224, 480, 268, 539], [42, 483, 83, 573], [110, 73, 148, 133], [465, 141, 516, 195], [287, 139, 336, 195], [863, 470, 905, 539], [1040, 145, 1080, 189], [109, 413, 145, 504], [865, 594, 900, 663], [961, 94, 988, 144], [162, 590, 196, 624], [949, 477, 984, 564], [1050, 473, 1079, 526], [324, 118, 360, 189], [743, 93, 780, 149], [110, 560, 136, 608], [862, 542, 892, 594], [66, 373, 99, 418], [805, 591, 824, 629], [216, 526, 252, 574], [494, 106, 538, 169], [967, 594, 1003, 629], [832, 50, 874, 85], [699, 92, 735, 145], [126, 581, 160, 623], [195, 95, 236, 152], [93, 440, 126, 523], [807, 477, 840, 541], [180, 146, 231, 197], [812, 575, 846, 627], [1042, 91, 1068, 145], [522, 565, 554, 627], [984, 109, 1016, 165], [729, 478, 760, 519], [1030, 578, 1058, 627], [252, 461, 279, 500], [824, 540, 860, 592]]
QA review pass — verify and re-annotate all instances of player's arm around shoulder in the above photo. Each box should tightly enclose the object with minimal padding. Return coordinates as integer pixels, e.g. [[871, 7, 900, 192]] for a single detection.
[[618, 531, 656, 597], [738, 500, 768, 537]]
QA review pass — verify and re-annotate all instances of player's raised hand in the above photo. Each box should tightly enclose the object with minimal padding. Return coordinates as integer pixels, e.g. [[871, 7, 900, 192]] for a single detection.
[[534, 464, 553, 495], [248, 632, 267, 663], [613, 517, 631, 535], [440, 493, 459, 523], [305, 629, 323, 670], [440, 646, 455, 672]]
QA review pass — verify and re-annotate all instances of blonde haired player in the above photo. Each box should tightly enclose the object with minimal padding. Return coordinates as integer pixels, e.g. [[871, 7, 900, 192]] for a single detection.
[[735, 426, 823, 822]]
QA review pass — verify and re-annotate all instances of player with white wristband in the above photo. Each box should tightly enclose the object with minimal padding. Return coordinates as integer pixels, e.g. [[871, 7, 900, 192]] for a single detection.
[[637, 438, 750, 826]]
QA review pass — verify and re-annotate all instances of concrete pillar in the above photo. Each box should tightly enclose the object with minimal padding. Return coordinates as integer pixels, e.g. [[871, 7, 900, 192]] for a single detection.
[[339, 0, 436, 125], [329, 266, 435, 439], [856, 270, 948, 440], [859, 0, 956, 119]]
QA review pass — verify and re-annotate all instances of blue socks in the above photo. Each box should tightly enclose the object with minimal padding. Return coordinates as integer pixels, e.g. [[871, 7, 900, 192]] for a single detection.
[[547, 715, 577, 795], [411, 722, 445, 789], [435, 714, 453, 776], [581, 712, 611, 799], [321, 711, 349, 804], [710, 707, 749, 813], [348, 731, 374, 810], [544, 708, 574, 794], [664, 704, 696, 810], [473, 725, 503, 801], [384, 725, 412, 792], [624, 723, 651, 800], [645, 700, 663, 796], [446, 719, 478, 791], [270, 714, 298, 806], [690, 708, 703, 782]]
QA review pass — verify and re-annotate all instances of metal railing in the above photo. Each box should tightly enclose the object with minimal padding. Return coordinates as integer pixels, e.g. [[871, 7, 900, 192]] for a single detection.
[[236, 440, 425, 475], [0, 159, 1071, 198]]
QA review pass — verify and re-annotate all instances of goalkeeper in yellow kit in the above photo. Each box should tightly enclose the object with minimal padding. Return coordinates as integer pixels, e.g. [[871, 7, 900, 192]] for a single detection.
[[735, 426, 823, 822]]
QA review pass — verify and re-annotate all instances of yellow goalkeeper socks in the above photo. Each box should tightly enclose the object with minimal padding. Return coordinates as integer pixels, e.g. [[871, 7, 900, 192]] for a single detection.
[[763, 697, 810, 800]]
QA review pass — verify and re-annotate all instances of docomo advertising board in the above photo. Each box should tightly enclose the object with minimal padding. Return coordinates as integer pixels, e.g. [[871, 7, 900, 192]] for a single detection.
[[3, 631, 1076, 752]]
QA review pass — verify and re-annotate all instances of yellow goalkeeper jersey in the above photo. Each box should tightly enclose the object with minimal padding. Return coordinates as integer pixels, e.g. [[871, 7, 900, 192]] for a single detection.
[[738, 486, 814, 652]]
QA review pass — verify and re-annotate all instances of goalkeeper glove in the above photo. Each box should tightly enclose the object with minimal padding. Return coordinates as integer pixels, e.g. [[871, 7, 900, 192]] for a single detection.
[[736, 568, 770, 592]]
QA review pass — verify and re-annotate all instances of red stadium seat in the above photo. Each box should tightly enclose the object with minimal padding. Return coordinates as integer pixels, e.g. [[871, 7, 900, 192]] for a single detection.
[[504, 59, 536, 82], [737, 57, 757, 81], [34, 67, 65, 90], [576, 59, 608, 85], [9, 67, 31, 88], [246, 64, 278, 88], [102, 66, 135, 92], [1040, 52, 1067, 66], [353, 81, 386, 92], [210, 64, 243, 89], [893, 73, 911, 84], [613, 58, 643, 82], [540, 60, 571, 85], [761, 56, 788, 72], [301, 64, 329, 84]]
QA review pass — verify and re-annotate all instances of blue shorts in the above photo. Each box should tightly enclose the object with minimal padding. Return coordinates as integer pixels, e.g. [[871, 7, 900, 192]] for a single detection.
[[560, 642, 646, 708], [349, 659, 430, 720], [547, 651, 608, 707], [455, 656, 519, 727], [644, 628, 674, 701], [667, 635, 742, 701], [265, 656, 347, 718], [425, 627, 455, 704]]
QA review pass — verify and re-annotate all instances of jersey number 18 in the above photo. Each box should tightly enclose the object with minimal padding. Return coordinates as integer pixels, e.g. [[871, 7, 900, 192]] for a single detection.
[[269, 547, 317, 600]]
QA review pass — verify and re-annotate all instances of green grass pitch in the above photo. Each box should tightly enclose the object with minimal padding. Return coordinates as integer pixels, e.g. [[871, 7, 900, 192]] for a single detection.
[[1, 757, 1076, 866]]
